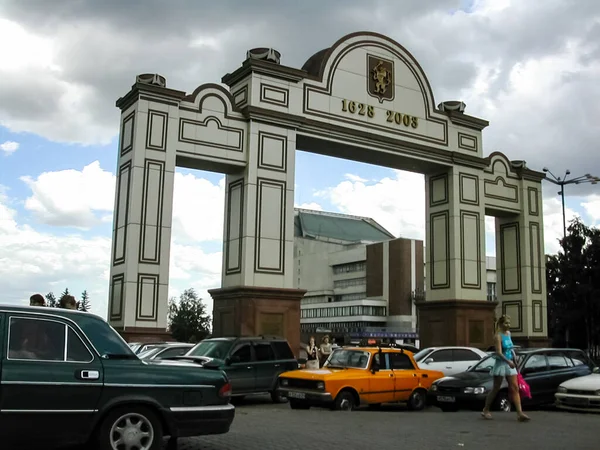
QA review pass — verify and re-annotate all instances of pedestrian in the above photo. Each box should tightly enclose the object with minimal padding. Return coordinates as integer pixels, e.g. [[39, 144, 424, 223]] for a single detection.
[[306, 336, 319, 369], [319, 335, 332, 366], [29, 294, 46, 307], [60, 295, 78, 310], [481, 315, 530, 421]]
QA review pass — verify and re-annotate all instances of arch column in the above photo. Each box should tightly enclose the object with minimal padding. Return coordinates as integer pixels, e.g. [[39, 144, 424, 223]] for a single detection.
[[108, 79, 181, 342], [418, 165, 496, 348], [495, 178, 548, 347], [209, 120, 305, 355]]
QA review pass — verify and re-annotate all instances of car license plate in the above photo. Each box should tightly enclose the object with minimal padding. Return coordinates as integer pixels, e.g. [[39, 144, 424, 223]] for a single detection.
[[288, 391, 306, 399], [437, 395, 455, 403]]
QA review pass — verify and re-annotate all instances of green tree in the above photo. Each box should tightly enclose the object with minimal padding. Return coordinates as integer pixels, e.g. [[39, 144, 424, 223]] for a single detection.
[[547, 218, 600, 360], [78, 290, 91, 312], [168, 288, 211, 343], [45, 292, 57, 308]]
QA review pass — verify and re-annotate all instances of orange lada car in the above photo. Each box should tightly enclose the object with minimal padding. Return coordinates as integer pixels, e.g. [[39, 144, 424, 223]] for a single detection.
[[276, 346, 444, 411]]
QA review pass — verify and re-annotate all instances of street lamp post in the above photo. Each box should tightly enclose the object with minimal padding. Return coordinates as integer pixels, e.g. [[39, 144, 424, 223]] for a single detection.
[[542, 168, 600, 237]]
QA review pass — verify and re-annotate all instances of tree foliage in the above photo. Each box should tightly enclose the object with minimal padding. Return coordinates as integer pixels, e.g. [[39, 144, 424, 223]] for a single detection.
[[547, 217, 600, 360], [44, 288, 91, 311], [168, 288, 211, 343]]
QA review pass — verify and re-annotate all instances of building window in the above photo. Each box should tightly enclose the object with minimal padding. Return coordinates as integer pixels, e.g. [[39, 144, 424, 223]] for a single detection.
[[300, 305, 386, 319], [487, 282, 496, 301], [332, 262, 366, 275], [333, 277, 366, 289], [334, 292, 366, 302]]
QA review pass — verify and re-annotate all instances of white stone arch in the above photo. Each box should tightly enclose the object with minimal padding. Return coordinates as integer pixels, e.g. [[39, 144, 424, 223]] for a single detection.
[[108, 31, 548, 350]]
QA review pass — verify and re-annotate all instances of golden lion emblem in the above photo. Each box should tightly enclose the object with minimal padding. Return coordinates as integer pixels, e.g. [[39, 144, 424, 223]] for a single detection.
[[372, 60, 392, 95]]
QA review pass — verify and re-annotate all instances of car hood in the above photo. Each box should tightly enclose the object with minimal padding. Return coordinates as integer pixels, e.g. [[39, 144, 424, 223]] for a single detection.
[[435, 370, 495, 387], [560, 373, 600, 391]]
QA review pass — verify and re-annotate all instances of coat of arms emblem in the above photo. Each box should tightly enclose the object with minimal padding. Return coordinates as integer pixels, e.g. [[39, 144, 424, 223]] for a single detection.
[[367, 54, 394, 103]]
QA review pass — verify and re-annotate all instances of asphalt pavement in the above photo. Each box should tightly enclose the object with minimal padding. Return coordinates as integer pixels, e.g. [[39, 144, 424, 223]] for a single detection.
[[170, 395, 598, 450]]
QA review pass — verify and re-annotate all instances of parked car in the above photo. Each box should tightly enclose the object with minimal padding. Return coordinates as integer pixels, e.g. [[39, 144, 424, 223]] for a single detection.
[[128, 341, 168, 355], [276, 346, 444, 411], [555, 366, 600, 413], [138, 342, 194, 360], [427, 348, 594, 412], [413, 346, 487, 376], [0, 305, 235, 449], [174, 336, 298, 403]]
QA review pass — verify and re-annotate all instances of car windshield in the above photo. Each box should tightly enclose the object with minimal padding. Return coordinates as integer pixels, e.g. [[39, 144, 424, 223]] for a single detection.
[[413, 348, 433, 362], [186, 340, 234, 359], [324, 349, 370, 369]]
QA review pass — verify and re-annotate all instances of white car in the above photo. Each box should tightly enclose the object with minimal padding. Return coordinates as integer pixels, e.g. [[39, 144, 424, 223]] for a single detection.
[[413, 346, 487, 376], [555, 367, 600, 413]]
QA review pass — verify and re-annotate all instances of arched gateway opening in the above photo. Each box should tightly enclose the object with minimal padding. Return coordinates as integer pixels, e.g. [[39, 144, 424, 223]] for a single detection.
[[108, 32, 549, 353]]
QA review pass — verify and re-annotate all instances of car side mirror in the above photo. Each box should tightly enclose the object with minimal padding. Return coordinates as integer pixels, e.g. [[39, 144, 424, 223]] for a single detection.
[[297, 358, 307, 365], [371, 363, 380, 374], [593, 366, 599, 374], [424, 358, 434, 364]]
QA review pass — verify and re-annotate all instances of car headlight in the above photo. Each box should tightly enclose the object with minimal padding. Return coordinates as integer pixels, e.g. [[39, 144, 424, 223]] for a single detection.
[[464, 387, 486, 395], [280, 378, 289, 387], [316, 381, 325, 390], [595, 389, 600, 396], [557, 386, 567, 394], [430, 384, 438, 392]]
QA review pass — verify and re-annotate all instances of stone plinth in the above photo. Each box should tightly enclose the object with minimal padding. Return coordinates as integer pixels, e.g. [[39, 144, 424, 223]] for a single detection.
[[209, 286, 306, 357], [417, 300, 498, 349]]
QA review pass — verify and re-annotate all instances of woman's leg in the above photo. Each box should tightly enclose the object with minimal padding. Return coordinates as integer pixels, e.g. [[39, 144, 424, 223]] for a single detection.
[[507, 375, 529, 419], [482, 376, 503, 415]]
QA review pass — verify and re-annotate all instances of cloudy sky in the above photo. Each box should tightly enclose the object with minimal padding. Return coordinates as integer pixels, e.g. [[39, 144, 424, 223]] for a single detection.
[[1, 0, 600, 319]]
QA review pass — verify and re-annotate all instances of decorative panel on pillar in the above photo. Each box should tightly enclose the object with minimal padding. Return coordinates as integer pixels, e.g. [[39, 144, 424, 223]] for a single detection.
[[108, 91, 178, 335], [221, 122, 296, 290]]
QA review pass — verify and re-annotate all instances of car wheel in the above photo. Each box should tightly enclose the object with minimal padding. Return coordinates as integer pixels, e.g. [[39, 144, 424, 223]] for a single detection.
[[96, 406, 163, 450], [270, 390, 289, 404], [407, 389, 427, 411], [334, 391, 357, 411], [289, 399, 310, 410], [493, 391, 512, 412]]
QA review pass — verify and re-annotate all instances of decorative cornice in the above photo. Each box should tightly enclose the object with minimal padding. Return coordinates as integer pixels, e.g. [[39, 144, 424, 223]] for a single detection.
[[222, 59, 306, 87]]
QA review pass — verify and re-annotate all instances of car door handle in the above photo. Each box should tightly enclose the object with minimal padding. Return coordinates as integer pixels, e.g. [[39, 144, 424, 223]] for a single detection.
[[247, 366, 253, 370], [389, 373, 394, 377], [274, 364, 280, 368], [445, 366, 452, 369], [78, 370, 99, 380]]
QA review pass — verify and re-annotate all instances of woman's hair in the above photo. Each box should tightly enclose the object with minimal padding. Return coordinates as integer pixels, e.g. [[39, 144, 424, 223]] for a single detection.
[[309, 336, 315, 343], [494, 315, 510, 333]]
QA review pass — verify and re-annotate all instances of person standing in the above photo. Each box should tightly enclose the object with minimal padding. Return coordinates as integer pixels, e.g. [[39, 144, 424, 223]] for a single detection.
[[60, 295, 78, 310], [319, 335, 332, 367], [306, 336, 319, 369], [29, 294, 46, 307], [481, 315, 530, 422]]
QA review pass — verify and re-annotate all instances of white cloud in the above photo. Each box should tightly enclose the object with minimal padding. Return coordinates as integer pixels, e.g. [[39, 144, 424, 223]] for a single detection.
[[316, 171, 426, 240], [295, 202, 323, 211], [0, 140, 19, 155], [344, 173, 368, 183], [20, 161, 115, 228]]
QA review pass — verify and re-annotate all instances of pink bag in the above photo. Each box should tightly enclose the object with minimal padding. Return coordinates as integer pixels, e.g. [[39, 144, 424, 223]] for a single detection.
[[517, 373, 532, 399]]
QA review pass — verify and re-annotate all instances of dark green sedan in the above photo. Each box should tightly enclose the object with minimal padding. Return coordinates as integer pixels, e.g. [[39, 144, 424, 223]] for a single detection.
[[0, 305, 235, 449]]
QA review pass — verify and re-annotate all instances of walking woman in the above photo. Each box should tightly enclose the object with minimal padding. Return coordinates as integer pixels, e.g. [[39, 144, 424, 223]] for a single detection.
[[482, 315, 530, 421], [306, 336, 319, 369]]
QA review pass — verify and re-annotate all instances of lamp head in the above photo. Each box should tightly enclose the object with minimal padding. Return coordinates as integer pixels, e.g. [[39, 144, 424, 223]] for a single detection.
[[542, 167, 549, 172]]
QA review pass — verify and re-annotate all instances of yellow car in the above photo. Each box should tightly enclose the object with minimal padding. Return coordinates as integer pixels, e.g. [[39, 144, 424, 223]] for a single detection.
[[277, 346, 444, 411]]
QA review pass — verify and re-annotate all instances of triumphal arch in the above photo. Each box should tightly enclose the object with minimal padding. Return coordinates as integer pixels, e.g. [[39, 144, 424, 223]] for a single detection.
[[108, 31, 549, 351]]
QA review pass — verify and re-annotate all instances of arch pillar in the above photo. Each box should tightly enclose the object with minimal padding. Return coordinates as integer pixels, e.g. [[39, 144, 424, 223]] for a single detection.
[[418, 165, 496, 349]]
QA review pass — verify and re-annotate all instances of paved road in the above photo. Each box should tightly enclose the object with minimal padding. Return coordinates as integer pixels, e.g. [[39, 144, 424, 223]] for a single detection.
[[169, 395, 598, 450]]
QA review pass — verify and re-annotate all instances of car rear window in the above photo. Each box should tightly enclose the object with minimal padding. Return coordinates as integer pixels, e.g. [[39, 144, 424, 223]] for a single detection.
[[271, 341, 294, 360]]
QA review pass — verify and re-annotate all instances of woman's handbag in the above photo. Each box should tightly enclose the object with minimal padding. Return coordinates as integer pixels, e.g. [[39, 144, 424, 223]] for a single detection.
[[516, 372, 532, 399]]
